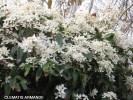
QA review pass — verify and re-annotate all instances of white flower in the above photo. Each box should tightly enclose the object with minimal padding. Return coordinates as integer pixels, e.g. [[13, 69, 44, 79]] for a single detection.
[[63, 39, 89, 62], [127, 51, 133, 56], [109, 75, 115, 82], [102, 91, 117, 100], [26, 57, 36, 64], [75, 94, 89, 100], [1, 37, 17, 45], [0, 46, 9, 56], [90, 88, 98, 98], [126, 76, 133, 91], [39, 57, 47, 66], [19, 34, 60, 66], [5, 76, 11, 83], [126, 59, 133, 72], [75, 94, 82, 99], [74, 36, 89, 46], [98, 60, 114, 76], [18, 35, 38, 52], [2, 0, 62, 34], [115, 31, 133, 50], [72, 52, 86, 62], [7, 63, 14, 68], [65, 24, 81, 34], [0, 46, 9, 60], [44, 20, 59, 33], [63, 45, 87, 62], [90, 40, 119, 64], [55, 84, 67, 99]]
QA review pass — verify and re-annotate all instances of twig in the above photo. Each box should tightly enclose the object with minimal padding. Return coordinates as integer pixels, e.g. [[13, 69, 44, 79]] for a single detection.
[[119, 3, 133, 20], [88, 0, 94, 13]]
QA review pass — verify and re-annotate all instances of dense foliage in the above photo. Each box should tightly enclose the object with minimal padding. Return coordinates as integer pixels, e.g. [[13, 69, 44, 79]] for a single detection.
[[0, 0, 133, 100]]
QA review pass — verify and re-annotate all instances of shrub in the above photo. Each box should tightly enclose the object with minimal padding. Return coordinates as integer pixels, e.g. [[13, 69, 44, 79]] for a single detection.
[[0, 1, 133, 100]]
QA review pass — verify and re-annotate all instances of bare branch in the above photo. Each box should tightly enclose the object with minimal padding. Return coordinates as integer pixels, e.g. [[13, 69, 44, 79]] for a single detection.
[[119, 3, 133, 20], [88, 0, 94, 13]]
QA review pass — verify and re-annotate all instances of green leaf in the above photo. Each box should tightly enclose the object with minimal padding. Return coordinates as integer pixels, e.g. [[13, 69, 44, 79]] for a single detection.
[[36, 67, 43, 81], [129, 48, 133, 53], [42, 62, 50, 73], [20, 82, 28, 90], [61, 63, 73, 80], [11, 45, 17, 56], [15, 75, 27, 83], [4, 83, 11, 95], [104, 33, 114, 42], [48, 59, 62, 66], [127, 95, 133, 100], [10, 67, 17, 77], [24, 28, 35, 37], [15, 83, 21, 92], [95, 28, 102, 40], [55, 33, 63, 46], [62, 68, 73, 81], [81, 74, 89, 89], [102, 98, 110, 100], [9, 78, 16, 90], [72, 70, 78, 87], [24, 65, 31, 76], [17, 47, 24, 63], [64, 63, 72, 70], [18, 29, 25, 37]]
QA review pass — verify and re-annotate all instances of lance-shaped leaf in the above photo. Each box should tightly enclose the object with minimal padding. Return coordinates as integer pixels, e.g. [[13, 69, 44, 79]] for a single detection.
[[36, 67, 43, 81], [17, 47, 24, 63], [9, 77, 16, 90], [4, 83, 11, 95], [95, 28, 102, 40], [24, 65, 31, 76], [20, 82, 28, 90]]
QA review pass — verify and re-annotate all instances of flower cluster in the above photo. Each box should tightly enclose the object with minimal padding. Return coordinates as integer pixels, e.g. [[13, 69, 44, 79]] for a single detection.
[[55, 84, 67, 99], [75, 93, 89, 100], [18, 34, 60, 66], [0, 0, 133, 99], [2, 1, 61, 33], [115, 31, 133, 50], [0, 46, 9, 59], [102, 91, 117, 100], [126, 76, 133, 91], [89, 88, 98, 98]]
